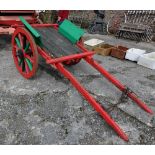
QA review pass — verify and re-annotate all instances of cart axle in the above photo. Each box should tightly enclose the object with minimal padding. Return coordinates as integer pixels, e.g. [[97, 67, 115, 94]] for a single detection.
[[46, 52, 94, 64]]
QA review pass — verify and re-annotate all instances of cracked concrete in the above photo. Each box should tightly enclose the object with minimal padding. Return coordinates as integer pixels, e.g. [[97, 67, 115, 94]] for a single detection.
[[0, 34, 155, 144]]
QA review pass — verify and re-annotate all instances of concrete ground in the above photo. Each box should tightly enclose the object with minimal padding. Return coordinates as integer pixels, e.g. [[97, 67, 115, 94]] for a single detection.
[[0, 34, 155, 145]]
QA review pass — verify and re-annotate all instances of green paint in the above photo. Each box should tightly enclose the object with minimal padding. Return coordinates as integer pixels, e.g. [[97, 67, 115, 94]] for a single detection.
[[25, 58, 33, 71], [24, 43, 30, 52], [15, 37, 21, 48], [19, 16, 43, 47], [58, 19, 85, 44], [19, 16, 40, 38], [18, 58, 22, 66]]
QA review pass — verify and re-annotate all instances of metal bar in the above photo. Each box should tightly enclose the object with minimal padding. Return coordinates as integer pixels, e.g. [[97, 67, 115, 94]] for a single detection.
[[46, 52, 94, 64], [77, 42, 153, 114], [55, 62, 129, 141], [31, 23, 59, 28]]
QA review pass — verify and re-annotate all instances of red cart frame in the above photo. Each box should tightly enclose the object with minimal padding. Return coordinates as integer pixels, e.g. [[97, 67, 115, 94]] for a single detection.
[[1, 14, 153, 141]]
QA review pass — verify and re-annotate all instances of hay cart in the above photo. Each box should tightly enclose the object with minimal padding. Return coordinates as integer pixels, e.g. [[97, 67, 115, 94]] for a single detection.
[[0, 13, 153, 141], [0, 10, 38, 34]]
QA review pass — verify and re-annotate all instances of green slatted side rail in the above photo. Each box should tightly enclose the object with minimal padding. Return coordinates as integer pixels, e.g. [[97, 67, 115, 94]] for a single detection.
[[58, 19, 85, 44], [19, 16, 42, 47]]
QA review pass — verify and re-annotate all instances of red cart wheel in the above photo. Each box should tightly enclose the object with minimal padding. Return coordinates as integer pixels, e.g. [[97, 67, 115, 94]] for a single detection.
[[12, 27, 38, 79]]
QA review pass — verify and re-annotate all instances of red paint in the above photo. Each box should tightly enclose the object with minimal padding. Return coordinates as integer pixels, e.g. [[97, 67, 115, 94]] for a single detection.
[[12, 27, 38, 79], [9, 19, 153, 141], [77, 42, 153, 114], [58, 10, 70, 22], [37, 45, 129, 141], [46, 52, 94, 64], [36, 44, 129, 141], [0, 27, 15, 34], [55, 62, 129, 141]]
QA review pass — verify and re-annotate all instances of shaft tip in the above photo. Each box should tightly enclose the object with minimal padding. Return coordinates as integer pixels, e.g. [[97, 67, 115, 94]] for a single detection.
[[146, 108, 154, 115], [120, 133, 129, 142]]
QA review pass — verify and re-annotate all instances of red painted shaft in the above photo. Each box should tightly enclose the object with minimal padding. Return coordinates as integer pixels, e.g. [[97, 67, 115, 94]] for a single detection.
[[55, 63, 129, 141], [46, 52, 94, 64], [128, 93, 153, 114], [85, 57, 153, 114], [77, 43, 153, 114]]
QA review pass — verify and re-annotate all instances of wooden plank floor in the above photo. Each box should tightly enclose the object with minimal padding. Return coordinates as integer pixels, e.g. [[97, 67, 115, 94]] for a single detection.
[[35, 27, 81, 58]]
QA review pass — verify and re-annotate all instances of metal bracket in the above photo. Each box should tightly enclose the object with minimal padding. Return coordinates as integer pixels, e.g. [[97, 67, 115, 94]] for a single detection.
[[120, 86, 133, 103]]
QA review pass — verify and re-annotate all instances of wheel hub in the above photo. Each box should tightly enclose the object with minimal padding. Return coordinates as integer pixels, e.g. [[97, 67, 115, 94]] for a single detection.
[[17, 49, 24, 60]]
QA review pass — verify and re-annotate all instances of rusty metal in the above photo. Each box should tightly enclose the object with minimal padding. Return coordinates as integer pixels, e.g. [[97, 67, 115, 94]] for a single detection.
[[116, 23, 153, 42], [116, 10, 155, 42]]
